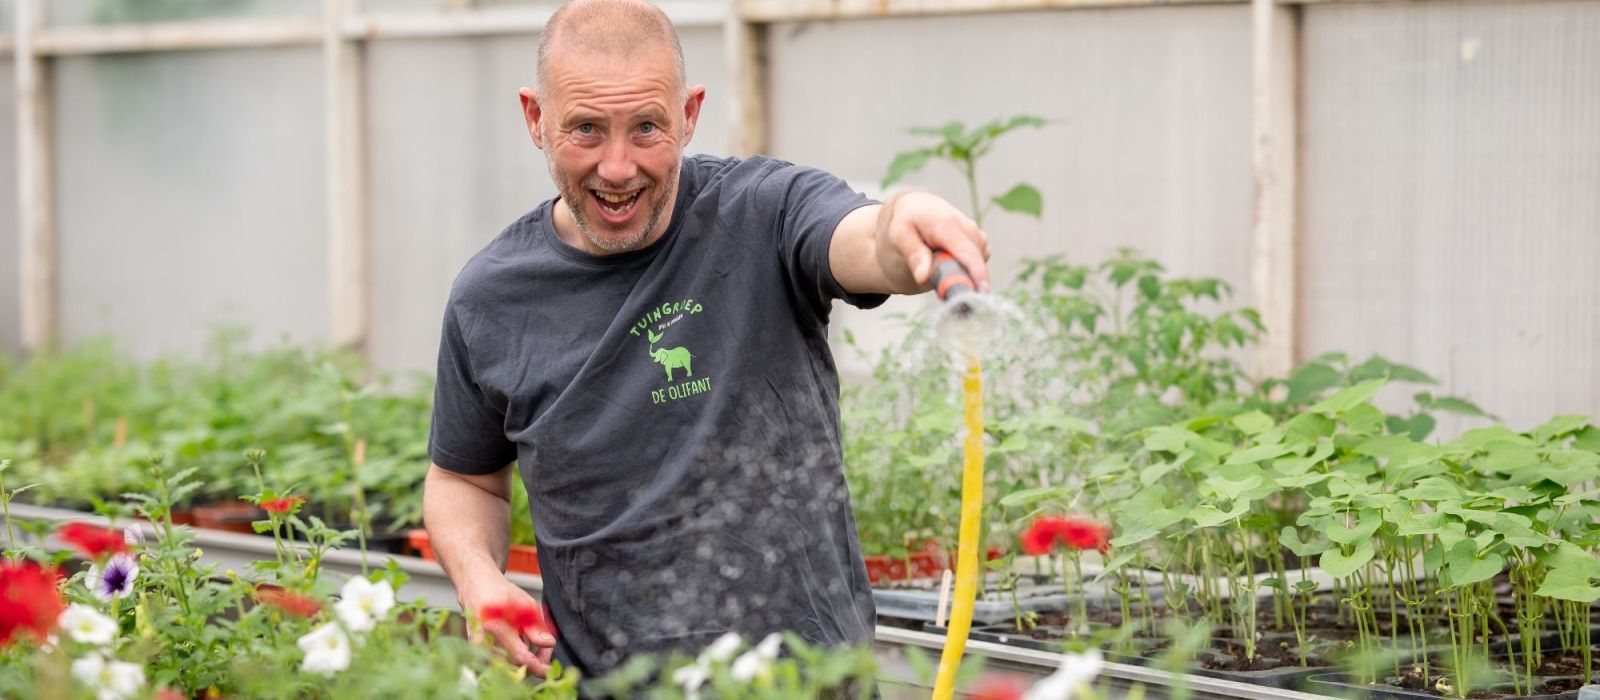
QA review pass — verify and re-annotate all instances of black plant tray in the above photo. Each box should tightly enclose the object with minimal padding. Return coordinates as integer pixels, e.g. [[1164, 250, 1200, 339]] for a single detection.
[[953, 624, 1328, 691], [1305, 672, 1582, 699]]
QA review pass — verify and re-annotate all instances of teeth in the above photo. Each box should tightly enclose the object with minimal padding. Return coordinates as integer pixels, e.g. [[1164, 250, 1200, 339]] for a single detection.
[[597, 191, 635, 204]]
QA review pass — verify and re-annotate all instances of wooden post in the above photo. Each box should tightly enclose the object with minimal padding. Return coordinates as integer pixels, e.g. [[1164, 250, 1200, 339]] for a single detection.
[[1249, 0, 1300, 380], [726, 0, 768, 157], [15, 0, 56, 353], [326, 0, 368, 350]]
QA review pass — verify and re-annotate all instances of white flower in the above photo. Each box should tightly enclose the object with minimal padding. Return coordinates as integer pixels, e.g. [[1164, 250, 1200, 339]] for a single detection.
[[297, 622, 352, 676], [1023, 649, 1103, 700], [699, 632, 742, 664], [730, 649, 771, 682], [754, 632, 782, 660], [71, 652, 145, 700], [672, 663, 710, 699], [334, 576, 394, 633], [459, 666, 478, 692], [59, 604, 117, 646]]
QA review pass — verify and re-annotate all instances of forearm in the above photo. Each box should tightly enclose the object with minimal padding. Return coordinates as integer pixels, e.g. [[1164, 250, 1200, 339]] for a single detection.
[[423, 464, 513, 603]]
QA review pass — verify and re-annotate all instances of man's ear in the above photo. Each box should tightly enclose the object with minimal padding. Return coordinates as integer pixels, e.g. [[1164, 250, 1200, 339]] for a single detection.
[[519, 87, 546, 149], [680, 84, 707, 145]]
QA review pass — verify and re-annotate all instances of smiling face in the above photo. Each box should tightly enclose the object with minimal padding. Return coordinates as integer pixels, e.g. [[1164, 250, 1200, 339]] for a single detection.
[[522, 39, 704, 255]]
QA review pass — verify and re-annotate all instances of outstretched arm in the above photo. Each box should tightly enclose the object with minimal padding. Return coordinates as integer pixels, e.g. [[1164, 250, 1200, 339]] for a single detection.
[[827, 190, 992, 296]]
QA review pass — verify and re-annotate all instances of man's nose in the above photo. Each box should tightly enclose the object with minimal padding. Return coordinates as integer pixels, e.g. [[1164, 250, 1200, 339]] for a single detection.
[[596, 137, 638, 185]]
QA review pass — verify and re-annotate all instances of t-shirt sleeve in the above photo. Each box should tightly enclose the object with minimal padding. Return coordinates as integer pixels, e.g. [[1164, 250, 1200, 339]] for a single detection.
[[764, 162, 889, 326], [428, 304, 517, 475]]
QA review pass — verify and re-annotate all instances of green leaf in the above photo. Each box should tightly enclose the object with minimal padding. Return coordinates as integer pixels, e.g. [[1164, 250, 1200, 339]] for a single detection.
[[1480, 441, 1540, 474], [990, 184, 1042, 218], [1534, 541, 1600, 603], [1206, 473, 1264, 502], [1144, 426, 1193, 454], [1573, 427, 1600, 452], [1351, 356, 1436, 384], [1426, 395, 1490, 418], [1091, 548, 1142, 585], [1320, 543, 1375, 579], [1283, 413, 1336, 442], [1225, 442, 1296, 466], [1454, 427, 1532, 452], [1343, 403, 1388, 435], [881, 148, 933, 189], [1397, 477, 1463, 502], [997, 486, 1071, 509], [995, 432, 1031, 453], [1286, 363, 1342, 406], [1275, 472, 1331, 489], [1311, 379, 1386, 416], [1446, 539, 1504, 587], [1396, 511, 1446, 536], [1137, 275, 1161, 302], [1279, 526, 1331, 558], [1231, 411, 1274, 436], [1533, 415, 1593, 443], [1191, 501, 1250, 528], [1273, 440, 1335, 476], [1325, 510, 1383, 545], [1386, 413, 1437, 442]]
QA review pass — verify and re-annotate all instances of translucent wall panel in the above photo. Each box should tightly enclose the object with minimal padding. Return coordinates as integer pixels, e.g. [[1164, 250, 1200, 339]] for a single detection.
[[0, 59, 18, 353], [46, 0, 320, 26], [365, 26, 730, 373], [766, 7, 1254, 377], [53, 47, 327, 358], [1300, 1, 1600, 434]]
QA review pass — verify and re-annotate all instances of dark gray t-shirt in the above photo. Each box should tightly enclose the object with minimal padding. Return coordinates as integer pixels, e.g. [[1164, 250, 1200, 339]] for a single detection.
[[429, 154, 884, 677]]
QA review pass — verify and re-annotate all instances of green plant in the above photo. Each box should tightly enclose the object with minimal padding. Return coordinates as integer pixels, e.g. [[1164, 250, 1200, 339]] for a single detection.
[[881, 115, 1049, 227]]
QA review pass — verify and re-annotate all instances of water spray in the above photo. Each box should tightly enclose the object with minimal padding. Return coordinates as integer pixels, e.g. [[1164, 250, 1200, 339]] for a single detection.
[[927, 251, 1005, 365], [928, 250, 987, 700]]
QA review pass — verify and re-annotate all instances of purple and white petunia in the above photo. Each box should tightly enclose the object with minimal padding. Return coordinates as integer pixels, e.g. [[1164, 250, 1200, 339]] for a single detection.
[[86, 553, 139, 600]]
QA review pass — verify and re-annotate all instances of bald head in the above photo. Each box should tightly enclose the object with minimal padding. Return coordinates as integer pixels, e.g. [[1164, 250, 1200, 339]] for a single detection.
[[537, 0, 686, 98]]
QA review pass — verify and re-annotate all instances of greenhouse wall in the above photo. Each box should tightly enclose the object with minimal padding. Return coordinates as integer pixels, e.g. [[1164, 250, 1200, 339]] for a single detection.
[[52, 46, 330, 357], [1298, 0, 1600, 434], [0, 57, 18, 353]]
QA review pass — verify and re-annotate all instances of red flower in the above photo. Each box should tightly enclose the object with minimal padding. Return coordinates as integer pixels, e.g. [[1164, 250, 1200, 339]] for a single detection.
[[1020, 516, 1112, 555], [0, 559, 64, 647], [57, 522, 128, 559], [1058, 518, 1112, 552], [479, 601, 552, 637], [970, 675, 1028, 700], [155, 689, 187, 700], [260, 496, 304, 514], [255, 587, 322, 618], [1021, 517, 1068, 555]]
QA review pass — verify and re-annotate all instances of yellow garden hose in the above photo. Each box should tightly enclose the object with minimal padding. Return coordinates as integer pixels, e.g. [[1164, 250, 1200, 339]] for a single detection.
[[921, 249, 991, 700], [931, 355, 984, 700]]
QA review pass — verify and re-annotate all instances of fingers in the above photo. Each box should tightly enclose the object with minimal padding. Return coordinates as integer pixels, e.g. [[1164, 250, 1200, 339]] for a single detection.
[[528, 643, 555, 678], [484, 620, 540, 671], [888, 193, 993, 292]]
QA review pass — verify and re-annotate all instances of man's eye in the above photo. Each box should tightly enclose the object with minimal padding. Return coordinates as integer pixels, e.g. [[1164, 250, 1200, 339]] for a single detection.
[[576, 124, 595, 135], [639, 122, 656, 134]]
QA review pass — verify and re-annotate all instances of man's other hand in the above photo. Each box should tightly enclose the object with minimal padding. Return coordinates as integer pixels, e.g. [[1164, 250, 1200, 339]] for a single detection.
[[463, 578, 557, 677]]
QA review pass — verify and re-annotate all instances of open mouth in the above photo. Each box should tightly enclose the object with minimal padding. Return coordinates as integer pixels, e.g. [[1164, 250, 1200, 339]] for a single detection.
[[591, 188, 643, 220]]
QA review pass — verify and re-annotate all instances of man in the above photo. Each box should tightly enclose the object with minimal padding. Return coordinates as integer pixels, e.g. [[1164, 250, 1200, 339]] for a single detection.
[[421, 0, 990, 681]]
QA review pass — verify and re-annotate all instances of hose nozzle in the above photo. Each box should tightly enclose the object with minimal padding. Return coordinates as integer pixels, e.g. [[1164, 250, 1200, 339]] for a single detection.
[[930, 250, 977, 311]]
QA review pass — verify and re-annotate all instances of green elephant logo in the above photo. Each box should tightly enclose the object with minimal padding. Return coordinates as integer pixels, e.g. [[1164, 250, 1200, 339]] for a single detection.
[[651, 346, 693, 382]]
